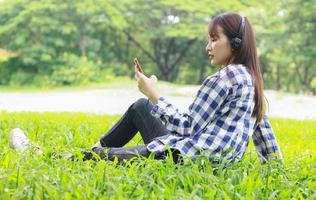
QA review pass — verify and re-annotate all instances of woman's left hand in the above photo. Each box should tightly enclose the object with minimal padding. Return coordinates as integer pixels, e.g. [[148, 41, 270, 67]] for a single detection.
[[134, 65, 159, 104]]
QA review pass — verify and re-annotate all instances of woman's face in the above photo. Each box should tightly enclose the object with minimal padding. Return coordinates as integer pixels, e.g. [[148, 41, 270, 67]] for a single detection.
[[206, 25, 233, 67]]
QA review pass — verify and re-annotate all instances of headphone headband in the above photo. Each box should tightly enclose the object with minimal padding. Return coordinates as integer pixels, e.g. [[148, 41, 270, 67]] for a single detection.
[[231, 16, 245, 50], [238, 16, 245, 39]]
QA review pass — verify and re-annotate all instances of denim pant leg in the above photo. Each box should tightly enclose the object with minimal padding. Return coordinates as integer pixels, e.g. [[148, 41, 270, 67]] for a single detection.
[[87, 98, 183, 162], [92, 144, 181, 163], [92, 145, 150, 161], [99, 98, 170, 147]]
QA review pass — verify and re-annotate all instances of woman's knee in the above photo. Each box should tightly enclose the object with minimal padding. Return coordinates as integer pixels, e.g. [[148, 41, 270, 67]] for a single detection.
[[132, 98, 150, 112]]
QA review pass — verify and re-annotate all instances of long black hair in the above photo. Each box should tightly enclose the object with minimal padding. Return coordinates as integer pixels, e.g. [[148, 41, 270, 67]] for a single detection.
[[208, 12, 265, 123]]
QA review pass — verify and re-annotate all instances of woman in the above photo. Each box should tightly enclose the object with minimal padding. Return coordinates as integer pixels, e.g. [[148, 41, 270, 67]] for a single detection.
[[10, 12, 282, 166], [87, 12, 283, 165]]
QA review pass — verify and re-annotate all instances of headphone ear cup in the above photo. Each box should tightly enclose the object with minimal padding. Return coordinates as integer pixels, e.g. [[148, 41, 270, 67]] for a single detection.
[[231, 37, 242, 50]]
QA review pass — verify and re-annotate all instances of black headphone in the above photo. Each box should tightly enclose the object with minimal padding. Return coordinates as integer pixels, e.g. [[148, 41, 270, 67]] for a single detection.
[[230, 16, 245, 50]]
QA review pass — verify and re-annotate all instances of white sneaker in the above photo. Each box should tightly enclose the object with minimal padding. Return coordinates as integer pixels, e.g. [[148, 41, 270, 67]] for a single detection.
[[9, 128, 30, 150]]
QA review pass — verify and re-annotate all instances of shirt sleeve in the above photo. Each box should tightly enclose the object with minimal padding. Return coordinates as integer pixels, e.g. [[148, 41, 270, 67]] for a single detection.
[[252, 114, 283, 164], [150, 75, 228, 136]]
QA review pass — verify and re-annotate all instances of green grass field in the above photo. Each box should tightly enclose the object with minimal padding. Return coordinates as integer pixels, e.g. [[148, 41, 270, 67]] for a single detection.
[[0, 112, 315, 199]]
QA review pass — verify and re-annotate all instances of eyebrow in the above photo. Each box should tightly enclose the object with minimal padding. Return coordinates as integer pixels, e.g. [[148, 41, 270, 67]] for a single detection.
[[209, 34, 219, 39]]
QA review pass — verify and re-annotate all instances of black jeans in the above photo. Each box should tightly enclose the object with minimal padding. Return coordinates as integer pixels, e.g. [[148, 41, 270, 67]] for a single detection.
[[92, 98, 180, 162]]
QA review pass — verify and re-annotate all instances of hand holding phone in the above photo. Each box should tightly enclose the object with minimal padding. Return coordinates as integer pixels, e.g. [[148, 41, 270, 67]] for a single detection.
[[134, 57, 144, 73], [133, 57, 159, 104]]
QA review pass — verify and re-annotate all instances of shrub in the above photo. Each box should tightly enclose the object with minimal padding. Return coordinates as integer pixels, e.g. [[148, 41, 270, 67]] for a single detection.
[[8, 70, 34, 87], [51, 53, 101, 86]]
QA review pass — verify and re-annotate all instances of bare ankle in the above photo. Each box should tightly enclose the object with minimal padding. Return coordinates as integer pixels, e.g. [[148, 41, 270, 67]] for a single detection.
[[92, 141, 102, 149]]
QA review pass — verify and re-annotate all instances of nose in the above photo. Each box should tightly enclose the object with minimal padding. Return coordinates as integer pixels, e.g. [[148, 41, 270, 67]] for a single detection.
[[205, 42, 211, 52]]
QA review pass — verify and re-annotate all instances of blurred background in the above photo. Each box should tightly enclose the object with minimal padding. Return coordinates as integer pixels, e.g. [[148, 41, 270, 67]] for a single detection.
[[0, 0, 315, 118]]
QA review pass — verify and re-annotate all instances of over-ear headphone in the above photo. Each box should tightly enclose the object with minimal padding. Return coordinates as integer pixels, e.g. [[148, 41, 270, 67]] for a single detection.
[[230, 16, 245, 50]]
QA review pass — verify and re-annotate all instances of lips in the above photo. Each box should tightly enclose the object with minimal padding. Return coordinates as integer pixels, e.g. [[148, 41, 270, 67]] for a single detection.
[[208, 53, 214, 59]]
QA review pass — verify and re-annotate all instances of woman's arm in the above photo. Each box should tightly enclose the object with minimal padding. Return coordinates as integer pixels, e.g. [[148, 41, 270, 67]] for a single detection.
[[151, 75, 229, 136], [135, 64, 229, 136], [252, 115, 283, 164]]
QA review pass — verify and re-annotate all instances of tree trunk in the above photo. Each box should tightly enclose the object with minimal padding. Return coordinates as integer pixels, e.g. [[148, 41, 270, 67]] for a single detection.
[[79, 34, 87, 57], [123, 30, 196, 82], [276, 64, 281, 90]]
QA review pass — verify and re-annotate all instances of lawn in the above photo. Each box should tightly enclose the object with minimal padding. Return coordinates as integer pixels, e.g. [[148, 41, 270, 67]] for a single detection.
[[0, 112, 315, 199]]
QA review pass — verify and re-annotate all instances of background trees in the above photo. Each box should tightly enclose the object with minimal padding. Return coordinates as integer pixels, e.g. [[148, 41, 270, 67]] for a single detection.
[[0, 0, 314, 94]]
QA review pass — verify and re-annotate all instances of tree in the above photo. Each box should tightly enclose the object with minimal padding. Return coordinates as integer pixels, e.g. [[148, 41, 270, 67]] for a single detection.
[[117, 0, 254, 81], [0, 0, 127, 84], [284, 0, 316, 93]]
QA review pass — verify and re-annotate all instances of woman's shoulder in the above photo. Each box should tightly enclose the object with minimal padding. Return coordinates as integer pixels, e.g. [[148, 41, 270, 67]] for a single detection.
[[202, 64, 253, 89], [219, 64, 253, 87]]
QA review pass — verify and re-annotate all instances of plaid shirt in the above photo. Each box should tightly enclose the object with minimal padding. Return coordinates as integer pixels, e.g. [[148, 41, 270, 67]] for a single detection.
[[147, 64, 282, 165]]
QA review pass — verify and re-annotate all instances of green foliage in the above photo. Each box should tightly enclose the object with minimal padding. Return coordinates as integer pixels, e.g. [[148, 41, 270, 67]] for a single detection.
[[248, 0, 316, 93], [0, 0, 124, 87], [0, 49, 12, 63], [7, 70, 34, 87], [283, 0, 316, 93], [51, 54, 101, 86], [0, 0, 315, 93], [0, 112, 315, 199], [311, 78, 316, 88], [0, 54, 114, 87]]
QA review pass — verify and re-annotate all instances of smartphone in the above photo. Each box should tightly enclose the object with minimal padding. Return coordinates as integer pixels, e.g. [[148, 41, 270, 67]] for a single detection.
[[134, 57, 144, 73]]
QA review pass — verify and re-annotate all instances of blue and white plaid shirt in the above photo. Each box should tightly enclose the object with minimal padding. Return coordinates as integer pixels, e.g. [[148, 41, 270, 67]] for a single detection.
[[147, 64, 282, 165]]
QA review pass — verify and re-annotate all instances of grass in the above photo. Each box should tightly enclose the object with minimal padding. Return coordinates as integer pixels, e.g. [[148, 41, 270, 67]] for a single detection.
[[0, 112, 315, 199]]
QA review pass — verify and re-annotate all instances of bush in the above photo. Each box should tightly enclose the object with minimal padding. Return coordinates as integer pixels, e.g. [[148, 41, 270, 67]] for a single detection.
[[107, 61, 132, 77], [0, 49, 15, 85], [0, 48, 12, 63], [8, 70, 34, 87], [0, 52, 119, 87], [51, 53, 101, 86]]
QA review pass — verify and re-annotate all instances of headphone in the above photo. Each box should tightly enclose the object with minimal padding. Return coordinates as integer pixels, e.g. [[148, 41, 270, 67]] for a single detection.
[[230, 16, 245, 50]]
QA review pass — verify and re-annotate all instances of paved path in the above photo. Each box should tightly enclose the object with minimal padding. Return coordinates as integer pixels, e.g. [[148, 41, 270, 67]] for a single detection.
[[0, 87, 315, 120]]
